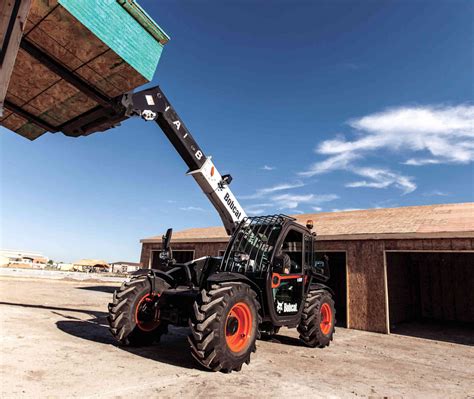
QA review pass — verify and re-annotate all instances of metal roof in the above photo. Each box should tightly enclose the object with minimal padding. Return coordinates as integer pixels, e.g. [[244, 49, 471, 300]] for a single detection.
[[140, 203, 474, 243]]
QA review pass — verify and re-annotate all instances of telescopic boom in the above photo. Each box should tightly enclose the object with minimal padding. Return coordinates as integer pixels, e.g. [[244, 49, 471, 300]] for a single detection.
[[121, 86, 247, 235]]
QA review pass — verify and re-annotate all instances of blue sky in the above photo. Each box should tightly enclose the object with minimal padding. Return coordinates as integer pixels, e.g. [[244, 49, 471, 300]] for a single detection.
[[1, 0, 473, 262]]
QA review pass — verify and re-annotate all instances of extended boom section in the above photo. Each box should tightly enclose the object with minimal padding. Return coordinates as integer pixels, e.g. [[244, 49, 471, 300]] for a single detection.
[[122, 86, 246, 234]]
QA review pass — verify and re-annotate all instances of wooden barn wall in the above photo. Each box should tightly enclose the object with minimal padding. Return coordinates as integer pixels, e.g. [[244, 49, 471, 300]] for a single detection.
[[140, 237, 473, 333], [318, 240, 388, 333]]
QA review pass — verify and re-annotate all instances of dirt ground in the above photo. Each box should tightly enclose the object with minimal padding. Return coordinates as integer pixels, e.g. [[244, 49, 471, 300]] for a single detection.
[[0, 276, 473, 398]]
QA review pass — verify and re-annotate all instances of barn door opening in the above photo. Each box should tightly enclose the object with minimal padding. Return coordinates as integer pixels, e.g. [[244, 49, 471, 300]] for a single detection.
[[386, 252, 474, 345], [315, 251, 347, 327]]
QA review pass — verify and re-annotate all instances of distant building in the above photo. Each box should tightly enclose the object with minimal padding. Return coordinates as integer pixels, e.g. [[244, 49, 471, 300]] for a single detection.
[[73, 259, 109, 273], [0, 249, 49, 268], [110, 261, 141, 274]]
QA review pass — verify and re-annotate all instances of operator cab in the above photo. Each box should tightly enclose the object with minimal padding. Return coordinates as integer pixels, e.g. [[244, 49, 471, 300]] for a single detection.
[[220, 214, 328, 325]]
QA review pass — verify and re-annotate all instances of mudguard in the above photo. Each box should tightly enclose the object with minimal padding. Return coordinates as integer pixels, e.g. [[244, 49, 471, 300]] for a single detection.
[[206, 272, 263, 301], [131, 268, 176, 287], [309, 282, 334, 297]]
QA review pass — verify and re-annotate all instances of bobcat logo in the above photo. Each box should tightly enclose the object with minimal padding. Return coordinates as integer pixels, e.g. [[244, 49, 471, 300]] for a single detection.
[[276, 300, 298, 313], [276, 301, 284, 313]]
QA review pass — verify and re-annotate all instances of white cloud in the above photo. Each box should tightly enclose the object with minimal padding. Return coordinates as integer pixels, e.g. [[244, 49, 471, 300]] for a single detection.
[[271, 193, 339, 209], [423, 190, 450, 197], [179, 206, 205, 212], [346, 167, 416, 194], [403, 158, 441, 166], [240, 181, 305, 200], [300, 151, 360, 176], [300, 104, 474, 192], [311, 206, 323, 212], [261, 165, 276, 171]]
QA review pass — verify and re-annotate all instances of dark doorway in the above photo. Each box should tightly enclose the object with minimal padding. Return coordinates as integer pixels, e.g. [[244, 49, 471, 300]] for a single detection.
[[151, 250, 195, 269], [386, 252, 474, 345], [315, 251, 347, 327]]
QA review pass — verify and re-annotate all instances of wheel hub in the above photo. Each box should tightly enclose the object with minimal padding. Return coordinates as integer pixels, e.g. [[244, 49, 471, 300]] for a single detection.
[[225, 302, 252, 353], [320, 302, 332, 335], [226, 316, 239, 336], [135, 293, 161, 332]]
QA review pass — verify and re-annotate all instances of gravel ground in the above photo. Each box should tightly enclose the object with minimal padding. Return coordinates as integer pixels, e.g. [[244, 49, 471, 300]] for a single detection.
[[0, 275, 473, 398]]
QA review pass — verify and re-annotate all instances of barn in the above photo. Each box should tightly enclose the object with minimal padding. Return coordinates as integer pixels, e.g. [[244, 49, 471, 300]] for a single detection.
[[140, 203, 474, 338]]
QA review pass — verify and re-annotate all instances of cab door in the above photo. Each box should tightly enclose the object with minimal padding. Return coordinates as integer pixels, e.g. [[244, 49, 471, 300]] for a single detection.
[[270, 227, 306, 319]]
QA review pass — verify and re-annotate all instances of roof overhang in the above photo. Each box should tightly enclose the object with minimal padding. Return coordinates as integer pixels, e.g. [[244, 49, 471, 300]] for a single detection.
[[140, 230, 474, 244]]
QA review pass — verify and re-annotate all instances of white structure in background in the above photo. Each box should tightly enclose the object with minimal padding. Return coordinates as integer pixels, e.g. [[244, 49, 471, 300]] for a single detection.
[[0, 249, 49, 268], [110, 261, 141, 274], [56, 263, 75, 271]]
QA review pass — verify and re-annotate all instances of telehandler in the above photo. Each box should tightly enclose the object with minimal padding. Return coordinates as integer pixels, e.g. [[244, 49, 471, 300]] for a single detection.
[[0, 0, 335, 374], [107, 86, 336, 372]]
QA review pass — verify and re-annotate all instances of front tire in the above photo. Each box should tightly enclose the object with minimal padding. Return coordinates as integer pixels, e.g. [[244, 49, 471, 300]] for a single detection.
[[108, 276, 169, 346], [298, 290, 335, 348], [188, 282, 261, 372]]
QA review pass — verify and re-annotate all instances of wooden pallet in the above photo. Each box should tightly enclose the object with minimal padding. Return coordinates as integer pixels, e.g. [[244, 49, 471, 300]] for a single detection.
[[0, 0, 169, 140]]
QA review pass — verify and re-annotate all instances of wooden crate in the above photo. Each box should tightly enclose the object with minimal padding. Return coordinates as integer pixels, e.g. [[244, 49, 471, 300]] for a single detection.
[[0, 0, 169, 140]]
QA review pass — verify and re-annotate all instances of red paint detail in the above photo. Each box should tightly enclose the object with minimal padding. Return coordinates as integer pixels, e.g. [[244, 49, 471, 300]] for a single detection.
[[271, 273, 304, 289]]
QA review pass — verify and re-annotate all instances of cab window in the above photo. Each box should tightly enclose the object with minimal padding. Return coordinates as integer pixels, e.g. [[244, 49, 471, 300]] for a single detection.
[[281, 229, 303, 274]]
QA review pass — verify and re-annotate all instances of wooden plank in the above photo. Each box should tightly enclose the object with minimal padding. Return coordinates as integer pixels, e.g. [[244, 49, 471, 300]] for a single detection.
[[431, 238, 453, 250], [23, 0, 58, 34], [451, 238, 472, 251], [26, 21, 84, 70], [35, 5, 108, 64], [346, 241, 388, 333], [85, 49, 147, 93], [6, 48, 60, 105], [0, 0, 33, 116]]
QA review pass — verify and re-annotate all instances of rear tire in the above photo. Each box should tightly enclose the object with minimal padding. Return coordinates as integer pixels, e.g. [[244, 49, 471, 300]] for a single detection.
[[298, 290, 335, 348], [188, 282, 261, 372], [108, 276, 169, 346]]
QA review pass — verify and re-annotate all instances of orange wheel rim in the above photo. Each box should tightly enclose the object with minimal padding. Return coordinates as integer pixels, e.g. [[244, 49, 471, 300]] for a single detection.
[[225, 302, 252, 353], [320, 303, 332, 335], [135, 293, 160, 332]]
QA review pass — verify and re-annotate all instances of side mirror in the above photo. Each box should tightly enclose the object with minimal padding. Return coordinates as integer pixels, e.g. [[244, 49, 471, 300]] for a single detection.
[[162, 228, 173, 251], [158, 228, 174, 268]]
